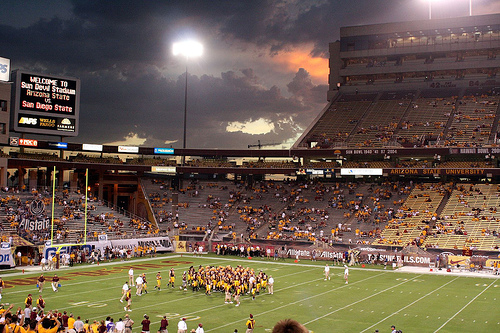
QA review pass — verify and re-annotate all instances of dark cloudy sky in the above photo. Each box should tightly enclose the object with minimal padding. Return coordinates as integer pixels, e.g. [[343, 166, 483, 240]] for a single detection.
[[1, 0, 499, 149]]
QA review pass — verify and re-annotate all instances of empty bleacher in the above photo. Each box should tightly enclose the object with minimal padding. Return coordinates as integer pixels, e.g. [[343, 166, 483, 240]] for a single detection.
[[299, 93, 376, 148], [397, 90, 458, 146], [346, 92, 415, 147], [445, 88, 500, 146], [423, 184, 500, 251]]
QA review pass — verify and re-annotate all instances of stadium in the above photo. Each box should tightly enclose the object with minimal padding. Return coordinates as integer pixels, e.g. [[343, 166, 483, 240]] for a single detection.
[[0, 12, 499, 333]]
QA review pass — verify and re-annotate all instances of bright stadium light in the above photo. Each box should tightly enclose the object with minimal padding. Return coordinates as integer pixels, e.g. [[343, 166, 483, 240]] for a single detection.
[[173, 41, 203, 59], [173, 40, 203, 167], [425, 0, 473, 19]]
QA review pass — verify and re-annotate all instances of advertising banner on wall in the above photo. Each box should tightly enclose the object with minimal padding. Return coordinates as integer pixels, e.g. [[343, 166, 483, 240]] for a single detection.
[[43, 236, 174, 258], [0, 57, 10, 82], [0, 242, 16, 268]]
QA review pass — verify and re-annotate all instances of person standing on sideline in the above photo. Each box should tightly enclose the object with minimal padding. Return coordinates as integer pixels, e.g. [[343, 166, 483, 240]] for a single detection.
[[37, 274, 45, 292], [128, 268, 134, 286], [245, 314, 255, 333], [120, 282, 129, 303], [115, 318, 124, 333], [268, 276, 274, 295], [52, 274, 60, 292], [177, 318, 187, 333], [41, 256, 47, 270], [324, 264, 330, 281], [158, 316, 168, 333], [135, 274, 143, 296], [123, 314, 134, 333], [74, 316, 84, 333], [344, 265, 349, 284], [195, 324, 204, 333], [141, 315, 150, 333]]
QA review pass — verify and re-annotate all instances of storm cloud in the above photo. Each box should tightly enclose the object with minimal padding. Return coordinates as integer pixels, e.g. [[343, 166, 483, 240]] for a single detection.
[[1, 0, 498, 148]]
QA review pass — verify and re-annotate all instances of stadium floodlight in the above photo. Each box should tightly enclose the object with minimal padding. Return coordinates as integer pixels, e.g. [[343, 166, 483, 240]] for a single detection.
[[425, 0, 438, 19], [425, 0, 473, 19], [173, 41, 203, 59], [173, 40, 203, 166]]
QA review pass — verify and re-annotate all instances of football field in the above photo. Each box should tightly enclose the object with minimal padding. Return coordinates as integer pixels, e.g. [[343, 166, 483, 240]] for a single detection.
[[1, 254, 499, 332]]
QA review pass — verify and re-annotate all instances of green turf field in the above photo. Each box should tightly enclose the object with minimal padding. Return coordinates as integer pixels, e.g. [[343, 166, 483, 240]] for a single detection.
[[1, 254, 499, 332]]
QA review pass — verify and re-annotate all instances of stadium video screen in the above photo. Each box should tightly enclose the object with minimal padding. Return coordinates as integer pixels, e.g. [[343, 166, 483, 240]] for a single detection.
[[12, 70, 80, 136]]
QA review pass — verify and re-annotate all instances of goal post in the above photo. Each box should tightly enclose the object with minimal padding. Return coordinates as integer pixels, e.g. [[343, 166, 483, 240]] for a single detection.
[[49, 167, 89, 254]]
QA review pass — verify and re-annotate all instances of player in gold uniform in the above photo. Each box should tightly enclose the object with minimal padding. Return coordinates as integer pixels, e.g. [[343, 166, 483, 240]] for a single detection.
[[168, 268, 175, 288], [155, 272, 162, 290]]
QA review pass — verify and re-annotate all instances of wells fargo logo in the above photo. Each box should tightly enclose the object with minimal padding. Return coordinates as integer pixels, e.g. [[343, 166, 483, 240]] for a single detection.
[[3, 260, 193, 289]]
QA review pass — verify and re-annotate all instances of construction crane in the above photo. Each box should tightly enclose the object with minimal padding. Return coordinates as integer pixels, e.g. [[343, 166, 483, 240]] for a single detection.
[[247, 140, 281, 149]]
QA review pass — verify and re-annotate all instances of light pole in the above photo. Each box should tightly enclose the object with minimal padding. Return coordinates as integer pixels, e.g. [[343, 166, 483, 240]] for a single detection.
[[173, 41, 203, 166]]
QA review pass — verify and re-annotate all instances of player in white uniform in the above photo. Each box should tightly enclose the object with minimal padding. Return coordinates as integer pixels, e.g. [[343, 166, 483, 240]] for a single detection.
[[324, 264, 330, 281], [344, 265, 349, 284]]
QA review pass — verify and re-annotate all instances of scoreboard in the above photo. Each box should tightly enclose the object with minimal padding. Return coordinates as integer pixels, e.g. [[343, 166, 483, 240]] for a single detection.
[[12, 70, 80, 136]]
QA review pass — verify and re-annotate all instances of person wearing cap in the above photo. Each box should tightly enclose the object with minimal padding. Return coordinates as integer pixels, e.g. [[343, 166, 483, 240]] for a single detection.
[[30, 307, 37, 322], [141, 315, 150, 333], [245, 314, 255, 333], [177, 318, 187, 333], [195, 324, 204, 333], [123, 314, 134, 333]]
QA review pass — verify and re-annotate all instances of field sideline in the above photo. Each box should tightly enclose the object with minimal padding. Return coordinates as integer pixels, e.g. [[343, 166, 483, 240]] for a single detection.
[[1, 254, 499, 332]]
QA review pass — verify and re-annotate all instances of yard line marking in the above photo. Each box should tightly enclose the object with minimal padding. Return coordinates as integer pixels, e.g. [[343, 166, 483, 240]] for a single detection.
[[3, 258, 231, 298], [207, 271, 391, 332], [359, 276, 460, 333], [433, 278, 499, 332], [85, 266, 321, 321], [302, 274, 423, 326]]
